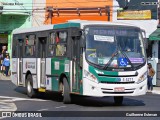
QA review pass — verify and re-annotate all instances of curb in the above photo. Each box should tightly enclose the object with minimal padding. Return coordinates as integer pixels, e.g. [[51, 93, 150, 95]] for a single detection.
[[152, 90, 160, 94]]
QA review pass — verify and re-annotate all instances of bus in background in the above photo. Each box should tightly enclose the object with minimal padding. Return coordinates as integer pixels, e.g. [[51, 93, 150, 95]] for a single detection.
[[11, 20, 147, 105]]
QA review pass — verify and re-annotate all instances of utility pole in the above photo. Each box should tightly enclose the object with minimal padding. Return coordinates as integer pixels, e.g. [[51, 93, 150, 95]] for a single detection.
[[47, 6, 53, 24], [105, 6, 110, 21]]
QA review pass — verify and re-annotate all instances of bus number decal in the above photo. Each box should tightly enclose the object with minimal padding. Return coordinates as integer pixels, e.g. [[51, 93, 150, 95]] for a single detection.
[[121, 78, 134, 82]]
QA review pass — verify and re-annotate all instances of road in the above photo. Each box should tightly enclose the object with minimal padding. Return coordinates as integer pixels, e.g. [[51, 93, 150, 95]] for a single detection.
[[0, 80, 160, 120]]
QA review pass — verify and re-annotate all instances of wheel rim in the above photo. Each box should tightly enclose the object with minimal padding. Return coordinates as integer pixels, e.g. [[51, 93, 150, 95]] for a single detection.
[[27, 81, 32, 93]]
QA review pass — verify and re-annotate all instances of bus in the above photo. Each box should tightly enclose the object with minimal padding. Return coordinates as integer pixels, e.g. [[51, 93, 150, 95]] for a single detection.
[[11, 20, 147, 105]]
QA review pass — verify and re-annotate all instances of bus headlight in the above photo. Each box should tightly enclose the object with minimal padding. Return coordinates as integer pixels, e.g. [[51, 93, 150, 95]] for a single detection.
[[137, 72, 147, 84], [84, 70, 98, 83]]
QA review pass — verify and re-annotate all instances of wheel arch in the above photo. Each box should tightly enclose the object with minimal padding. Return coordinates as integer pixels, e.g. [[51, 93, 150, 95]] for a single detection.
[[25, 70, 32, 87], [59, 73, 70, 91]]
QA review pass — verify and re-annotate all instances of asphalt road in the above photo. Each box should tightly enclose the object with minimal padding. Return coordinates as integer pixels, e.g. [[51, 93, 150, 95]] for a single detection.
[[0, 80, 160, 120]]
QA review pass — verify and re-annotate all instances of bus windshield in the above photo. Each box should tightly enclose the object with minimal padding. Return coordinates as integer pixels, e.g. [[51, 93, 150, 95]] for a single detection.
[[85, 26, 146, 70]]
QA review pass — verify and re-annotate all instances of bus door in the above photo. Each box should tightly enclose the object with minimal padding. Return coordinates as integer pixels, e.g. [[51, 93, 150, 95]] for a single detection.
[[72, 37, 81, 92], [17, 39, 24, 85], [38, 37, 47, 87]]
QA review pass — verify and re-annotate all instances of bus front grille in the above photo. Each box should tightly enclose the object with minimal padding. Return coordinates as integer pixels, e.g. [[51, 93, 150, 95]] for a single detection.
[[101, 88, 135, 94], [102, 91, 134, 94]]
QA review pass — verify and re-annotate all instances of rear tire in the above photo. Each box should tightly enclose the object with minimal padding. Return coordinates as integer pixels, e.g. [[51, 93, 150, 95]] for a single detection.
[[62, 78, 71, 104], [114, 96, 123, 105], [26, 74, 37, 98]]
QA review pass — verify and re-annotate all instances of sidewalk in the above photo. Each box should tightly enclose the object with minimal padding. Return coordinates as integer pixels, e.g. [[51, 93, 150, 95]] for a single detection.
[[0, 73, 11, 80], [151, 87, 160, 95]]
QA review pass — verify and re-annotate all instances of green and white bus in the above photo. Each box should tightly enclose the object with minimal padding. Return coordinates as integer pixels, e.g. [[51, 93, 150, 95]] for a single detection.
[[11, 20, 147, 105]]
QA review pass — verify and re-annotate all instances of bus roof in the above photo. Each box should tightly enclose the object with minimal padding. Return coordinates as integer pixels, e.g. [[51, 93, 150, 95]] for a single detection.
[[12, 20, 138, 35], [67, 19, 137, 28]]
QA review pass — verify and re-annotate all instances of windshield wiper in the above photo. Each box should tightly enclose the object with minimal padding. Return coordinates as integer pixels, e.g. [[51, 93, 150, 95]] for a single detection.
[[103, 50, 119, 70]]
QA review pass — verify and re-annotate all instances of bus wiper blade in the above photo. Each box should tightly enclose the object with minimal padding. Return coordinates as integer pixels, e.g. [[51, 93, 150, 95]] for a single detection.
[[103, 50, 119, 70]]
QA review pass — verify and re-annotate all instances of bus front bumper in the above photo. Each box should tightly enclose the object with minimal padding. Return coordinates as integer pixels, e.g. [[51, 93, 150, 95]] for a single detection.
[[83, 78, 147, 97]]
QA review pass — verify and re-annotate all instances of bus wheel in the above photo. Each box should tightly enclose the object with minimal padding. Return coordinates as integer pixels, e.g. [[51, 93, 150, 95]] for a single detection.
[[114, 96, 123, 105], [62, 78, 71, 104], [26, 74, 37, 98]]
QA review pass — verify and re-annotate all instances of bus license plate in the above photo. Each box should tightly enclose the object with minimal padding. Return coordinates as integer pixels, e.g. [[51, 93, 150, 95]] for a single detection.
[[114, 87, 125, 92]]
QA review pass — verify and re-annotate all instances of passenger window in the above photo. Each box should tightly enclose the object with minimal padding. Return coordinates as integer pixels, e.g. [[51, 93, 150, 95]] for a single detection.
[[25, 35, 36, 57], [50, 32, 56, 44], [56, 44, 67, 56], [55, 31, 67, 56], [48, 45, 55, 56]]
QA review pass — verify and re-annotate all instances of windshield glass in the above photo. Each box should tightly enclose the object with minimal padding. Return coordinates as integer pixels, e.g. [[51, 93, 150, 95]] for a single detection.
[[85, 26, 146, 69]]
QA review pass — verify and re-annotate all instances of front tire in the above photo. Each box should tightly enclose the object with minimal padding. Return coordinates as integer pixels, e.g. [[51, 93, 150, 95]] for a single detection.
[[62, 78, 71, 104], [114, 96, 123, 105], [26, 74, 37, 98]]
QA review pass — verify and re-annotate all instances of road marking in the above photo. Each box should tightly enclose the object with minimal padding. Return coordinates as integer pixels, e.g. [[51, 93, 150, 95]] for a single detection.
[[0, 96, 48, 102], [0, 102, 17, 119], [55, 106, 66, 109], [37, 109, 49, 111]]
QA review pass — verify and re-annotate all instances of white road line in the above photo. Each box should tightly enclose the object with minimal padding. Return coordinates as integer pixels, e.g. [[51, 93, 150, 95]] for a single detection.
[[0, 96, 48, 102], [55, 106, 66, 109], [37, 109, 49, 111], [0, 102, 17, 111]]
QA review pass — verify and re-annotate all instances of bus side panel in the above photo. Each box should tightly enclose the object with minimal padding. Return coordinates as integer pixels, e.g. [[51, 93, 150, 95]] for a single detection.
[[51, 58, 70, 91], [11, 58, 18, 86], [46, 58, 52, 91], [23, 58, 38, 89]]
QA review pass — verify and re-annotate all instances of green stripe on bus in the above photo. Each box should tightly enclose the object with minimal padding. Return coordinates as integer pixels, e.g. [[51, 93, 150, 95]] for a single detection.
[[53, 23, 80, 29], [89, 66, 119, 82]]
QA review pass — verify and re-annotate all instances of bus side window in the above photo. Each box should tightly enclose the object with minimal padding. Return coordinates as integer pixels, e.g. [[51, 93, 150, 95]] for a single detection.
[[48, 45, 55, 56], [48, 32, 56, 57], [12, 37, 17, 57], [56, 44, 67, 56], [55, 31, 67, 56], [24, 35, 36, 57]]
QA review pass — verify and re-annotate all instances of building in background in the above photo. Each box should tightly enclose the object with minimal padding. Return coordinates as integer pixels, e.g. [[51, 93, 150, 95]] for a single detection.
[[32, 0, 46, 27], [44, 0, 113, 24], [0, 0, 32, 55]]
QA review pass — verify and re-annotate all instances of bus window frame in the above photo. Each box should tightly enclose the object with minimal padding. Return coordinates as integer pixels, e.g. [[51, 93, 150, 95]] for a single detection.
[[24, 34, 36, 58], [12, 35, 25, 58], [47, 32, 56, 57], [47, 30, 68, 58], [12, 36, 17, 58]]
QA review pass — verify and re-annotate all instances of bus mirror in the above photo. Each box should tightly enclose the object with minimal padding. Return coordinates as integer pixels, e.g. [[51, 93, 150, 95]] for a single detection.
[[144, 38, 148, 49], [141, 29, 148, 49]]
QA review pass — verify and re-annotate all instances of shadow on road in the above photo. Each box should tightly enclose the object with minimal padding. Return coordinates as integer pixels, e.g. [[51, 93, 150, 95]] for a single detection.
[[71, 95, 145, 107], [14, 86, 145, 107]]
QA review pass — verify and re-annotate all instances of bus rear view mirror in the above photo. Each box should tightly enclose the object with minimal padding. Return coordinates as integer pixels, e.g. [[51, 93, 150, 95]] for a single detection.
[[141, 29, 148, 49]]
